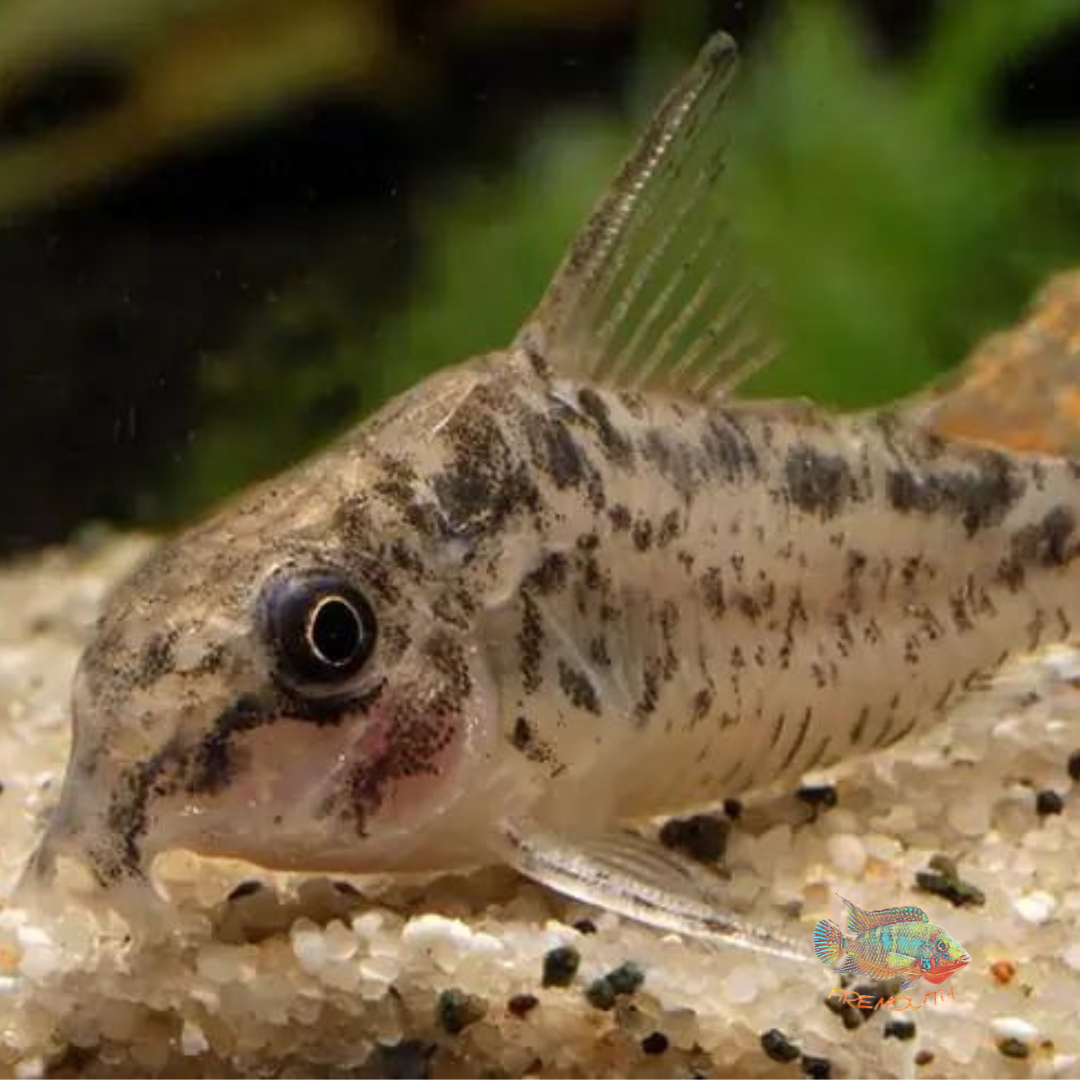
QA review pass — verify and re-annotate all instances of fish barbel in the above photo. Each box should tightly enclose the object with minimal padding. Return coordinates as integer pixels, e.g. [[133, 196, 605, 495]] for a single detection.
[[23, 34, 1080, 960]]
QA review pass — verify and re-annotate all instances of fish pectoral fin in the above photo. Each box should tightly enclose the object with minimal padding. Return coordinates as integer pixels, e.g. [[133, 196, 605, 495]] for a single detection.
[[898, 974, 922, 992], [498, 819, 814, 965], [514, 32, 781, 401]]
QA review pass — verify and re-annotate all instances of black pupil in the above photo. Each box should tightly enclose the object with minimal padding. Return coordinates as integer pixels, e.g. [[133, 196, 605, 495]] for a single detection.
[[309, 597, 362, 666]]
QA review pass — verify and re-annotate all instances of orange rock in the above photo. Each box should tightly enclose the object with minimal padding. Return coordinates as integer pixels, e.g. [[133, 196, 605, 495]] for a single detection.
[[990, 958, 1017, 985]]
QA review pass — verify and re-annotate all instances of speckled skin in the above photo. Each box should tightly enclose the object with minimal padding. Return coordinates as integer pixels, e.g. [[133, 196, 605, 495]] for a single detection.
[[33, 344, 1080, 890]]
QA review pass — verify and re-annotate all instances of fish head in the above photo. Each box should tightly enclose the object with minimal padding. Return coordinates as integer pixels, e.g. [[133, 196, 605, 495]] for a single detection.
[[25, 390, 523, 899], [925, 927, 971, 980]]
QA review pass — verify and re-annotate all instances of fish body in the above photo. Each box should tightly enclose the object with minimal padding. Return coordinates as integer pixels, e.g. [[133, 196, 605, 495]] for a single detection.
[[814, 894, 970, 991], [23, 33, 1080, 957]]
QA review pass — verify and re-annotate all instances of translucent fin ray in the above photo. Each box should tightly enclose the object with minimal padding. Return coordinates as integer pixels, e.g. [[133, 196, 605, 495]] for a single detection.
[[515, 32, 778, 400], [500, 820, 815, 965]]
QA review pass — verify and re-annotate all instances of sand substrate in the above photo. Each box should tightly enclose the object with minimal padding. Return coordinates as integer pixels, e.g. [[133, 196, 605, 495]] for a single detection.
[[1, 534, 1079, 1078]]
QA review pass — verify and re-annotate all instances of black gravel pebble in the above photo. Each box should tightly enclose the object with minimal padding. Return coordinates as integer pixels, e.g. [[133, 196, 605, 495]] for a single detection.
[[723, 798, 744, 819], [542, 946, 581, 988], [801, 1053, 832, 1079], [915, 857, 985, 907], [573, 918, 597, 935], [585, 977, 617, 1011], [507, 993, 538, 1018], [824, 991, 864, 1031], [641, 1032, 669, 1055], [1035, 789, 1065, 816], [226, 879, 265, 902], [796, 782, 838, 810], [436, 988, 486, 1035], [884, 1019, 917, 1040], [605, 961, 645, 996], [659, 813, 729, 863], [1068, 749, 1080, 782], [760, 1029, 800, 1063]]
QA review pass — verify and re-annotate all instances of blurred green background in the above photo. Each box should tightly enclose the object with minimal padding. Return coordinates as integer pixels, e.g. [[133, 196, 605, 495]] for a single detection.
[[2, 0, 1079, 553]]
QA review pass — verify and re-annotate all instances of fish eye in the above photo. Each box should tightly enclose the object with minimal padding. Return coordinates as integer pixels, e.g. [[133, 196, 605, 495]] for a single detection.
[[261, 571, 377, 685]]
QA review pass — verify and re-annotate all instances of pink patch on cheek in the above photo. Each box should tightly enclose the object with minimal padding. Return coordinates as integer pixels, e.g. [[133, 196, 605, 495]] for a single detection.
[[345, 697, 468, 832]]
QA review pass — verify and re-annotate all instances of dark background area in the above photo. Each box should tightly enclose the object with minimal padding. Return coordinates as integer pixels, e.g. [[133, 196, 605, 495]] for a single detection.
[[1, 0, 1079, 554]]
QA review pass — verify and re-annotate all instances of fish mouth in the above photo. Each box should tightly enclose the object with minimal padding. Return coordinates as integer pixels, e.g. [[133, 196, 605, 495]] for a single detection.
[[940, 954, 971, 973]]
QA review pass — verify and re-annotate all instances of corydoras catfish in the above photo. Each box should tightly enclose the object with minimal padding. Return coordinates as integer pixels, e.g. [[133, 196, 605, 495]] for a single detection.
[[24, 34, 1080, 960]]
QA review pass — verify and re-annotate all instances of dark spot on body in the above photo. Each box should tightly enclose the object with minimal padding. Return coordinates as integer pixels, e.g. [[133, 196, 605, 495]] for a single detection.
[[433, 401, 540, 539], [577, 386, 634, 466], [997, 506, 1077, 591], [886, 451, 1023, 537], [132, 630, 177, 688], [519, 593, 544, 694], [702, 411, 761, 483], [558, 660, 600, 715], [657, 509, 681, 547], [609, 503, 632, 532], [784, 444, 855, 519], [642, 429, 699, 498], [511, 716, 532, 750], [588, 635, 611, 667], [524, 408, 592, 491], [526, 551, 569, 595], [187, 695, 268, 795], [692, 686, 714, 721], [701, 567, 725, 618], [636, 661, 661, 721], [632, 517, 653, 551], [779, 708, 813, 771]]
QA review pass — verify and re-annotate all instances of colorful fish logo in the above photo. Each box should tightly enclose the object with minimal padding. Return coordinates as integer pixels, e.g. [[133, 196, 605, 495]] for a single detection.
[[813, 893, 971, 992]]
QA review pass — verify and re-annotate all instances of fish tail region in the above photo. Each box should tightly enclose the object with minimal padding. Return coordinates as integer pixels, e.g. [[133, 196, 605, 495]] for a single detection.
[[915, 269, 1080, 459], [813, 918, 846, 966]]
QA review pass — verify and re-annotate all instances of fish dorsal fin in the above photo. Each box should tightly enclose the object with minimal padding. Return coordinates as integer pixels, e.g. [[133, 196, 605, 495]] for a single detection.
[[837, 893, 928, 936], [515, 33, 777, 401]]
